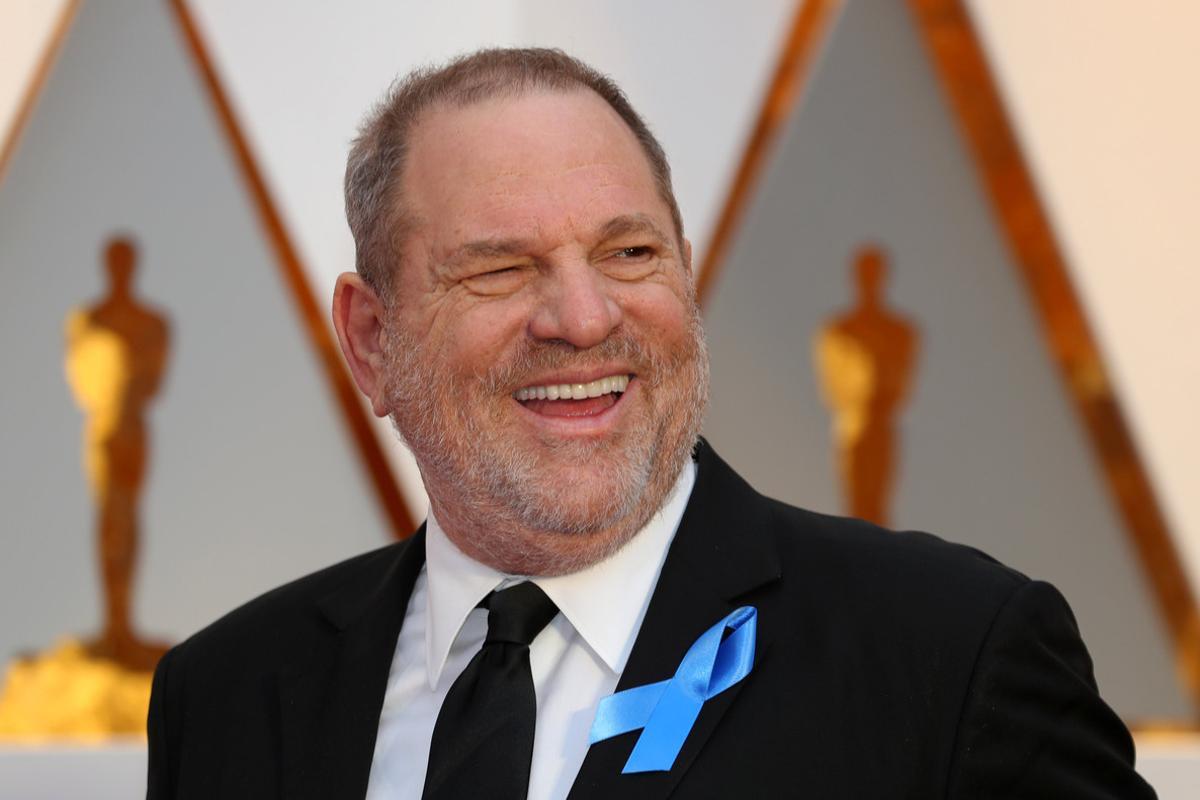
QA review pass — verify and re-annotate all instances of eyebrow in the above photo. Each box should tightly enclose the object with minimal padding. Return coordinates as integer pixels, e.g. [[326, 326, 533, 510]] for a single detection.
[[444, 213, 674, 270], [597, 213, 672, 250], [449, 238, 531, 264]]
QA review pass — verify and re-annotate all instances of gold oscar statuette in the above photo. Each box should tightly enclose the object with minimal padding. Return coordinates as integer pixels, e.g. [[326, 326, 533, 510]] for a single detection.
[[814, 245, 919, 527], [0, 236, 171, 742]]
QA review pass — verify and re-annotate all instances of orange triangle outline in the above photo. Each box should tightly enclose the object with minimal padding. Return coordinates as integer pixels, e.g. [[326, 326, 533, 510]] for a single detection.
[[911, 0, 1200, 720], [165, 0, 416, 538], [698, 0, 1200, 719], [696, 0, 842, 305], [0, 0, 80, 186]]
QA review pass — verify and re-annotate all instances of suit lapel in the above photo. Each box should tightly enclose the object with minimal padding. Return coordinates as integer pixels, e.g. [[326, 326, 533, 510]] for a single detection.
[[569, 441, 781, 800], [279, 527, 427, 800]]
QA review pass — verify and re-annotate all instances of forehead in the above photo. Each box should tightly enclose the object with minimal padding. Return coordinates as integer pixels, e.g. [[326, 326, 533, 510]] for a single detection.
[[400, 89, 667, 253]]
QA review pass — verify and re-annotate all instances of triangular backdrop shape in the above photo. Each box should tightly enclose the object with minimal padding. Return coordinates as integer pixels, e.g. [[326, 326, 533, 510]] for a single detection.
[[0, 0, 73, 183], [700, 0, 1192, 722], [0, 0, 404, 665]]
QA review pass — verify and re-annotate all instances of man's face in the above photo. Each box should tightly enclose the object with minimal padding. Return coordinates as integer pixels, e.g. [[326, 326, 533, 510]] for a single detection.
[[380, 89, 708, 574]]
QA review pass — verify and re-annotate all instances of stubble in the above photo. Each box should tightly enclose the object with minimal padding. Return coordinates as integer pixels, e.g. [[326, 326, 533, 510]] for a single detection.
[[381, 299, 710, 575]]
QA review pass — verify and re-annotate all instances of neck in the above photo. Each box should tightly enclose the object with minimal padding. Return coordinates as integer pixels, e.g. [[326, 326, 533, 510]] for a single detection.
[[424, 459, 685, 577], [426, 495, 645, 577]]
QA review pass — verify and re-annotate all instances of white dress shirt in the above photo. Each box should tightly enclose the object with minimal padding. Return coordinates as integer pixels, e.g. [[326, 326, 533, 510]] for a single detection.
[[364, 460, 697, 800]]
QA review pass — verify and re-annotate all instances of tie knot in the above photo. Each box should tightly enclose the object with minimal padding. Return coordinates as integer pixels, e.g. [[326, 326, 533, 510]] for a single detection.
[[483, 582, 559, 646]]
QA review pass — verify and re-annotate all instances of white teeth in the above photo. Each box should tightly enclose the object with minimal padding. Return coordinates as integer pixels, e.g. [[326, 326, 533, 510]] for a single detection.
[[514, 373, 630, 402]]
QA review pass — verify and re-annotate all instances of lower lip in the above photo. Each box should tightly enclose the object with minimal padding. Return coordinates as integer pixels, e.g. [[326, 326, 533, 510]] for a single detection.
[[513, 379, 635, 434], [521, 393, 616, 416]]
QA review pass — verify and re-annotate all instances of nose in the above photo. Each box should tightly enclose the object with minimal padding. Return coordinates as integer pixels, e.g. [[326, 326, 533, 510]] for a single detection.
[[529, 260, 622, 347]]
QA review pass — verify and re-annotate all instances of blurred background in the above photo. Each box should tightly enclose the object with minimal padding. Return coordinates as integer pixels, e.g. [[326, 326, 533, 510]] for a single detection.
[[1, 0, 1197, 796]]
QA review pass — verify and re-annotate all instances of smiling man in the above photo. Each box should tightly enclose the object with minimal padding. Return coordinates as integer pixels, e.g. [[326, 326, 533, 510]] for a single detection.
[[146, 49, 1154, 799], [344, 86, 708, 580]]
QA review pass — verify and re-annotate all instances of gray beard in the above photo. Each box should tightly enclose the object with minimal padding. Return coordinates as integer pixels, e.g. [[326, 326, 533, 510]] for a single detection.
[[380, 302, 710, 574]]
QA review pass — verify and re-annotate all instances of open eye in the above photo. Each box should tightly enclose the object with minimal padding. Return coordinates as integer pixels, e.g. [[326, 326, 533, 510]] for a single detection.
[[603, 245, 657, 280], [613, 246, 654, 260]]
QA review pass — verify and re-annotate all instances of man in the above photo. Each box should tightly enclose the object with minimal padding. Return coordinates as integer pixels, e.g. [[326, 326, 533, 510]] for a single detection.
[[147, 48, 1155, 799]]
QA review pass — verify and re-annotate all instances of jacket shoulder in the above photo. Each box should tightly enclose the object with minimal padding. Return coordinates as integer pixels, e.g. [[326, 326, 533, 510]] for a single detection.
[[754, 496, 1041, 662], [775, 499, 1025, 591], [693, 438, 1030, 616], [170, 539, 412, 672]]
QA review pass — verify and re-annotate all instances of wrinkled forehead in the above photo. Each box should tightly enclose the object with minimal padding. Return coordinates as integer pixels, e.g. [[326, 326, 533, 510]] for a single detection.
[[400, 89, 665, 236]]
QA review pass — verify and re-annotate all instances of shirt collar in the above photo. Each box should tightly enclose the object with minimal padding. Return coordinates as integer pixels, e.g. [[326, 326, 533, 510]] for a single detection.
[[423, 460, 697, 689]]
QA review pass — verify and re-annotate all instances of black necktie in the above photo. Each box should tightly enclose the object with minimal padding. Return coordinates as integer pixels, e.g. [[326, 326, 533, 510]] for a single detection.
[[422, 581, 560, 799]]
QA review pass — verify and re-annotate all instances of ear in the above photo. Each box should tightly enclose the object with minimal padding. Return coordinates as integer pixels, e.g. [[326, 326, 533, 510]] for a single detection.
[[682, 237, 694, 279], [332, 272, 390, 417]]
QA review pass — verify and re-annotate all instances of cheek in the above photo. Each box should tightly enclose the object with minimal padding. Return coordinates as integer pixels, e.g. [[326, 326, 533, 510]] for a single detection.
[[439, 303, 531, 371], [620, 284, 695, 346]]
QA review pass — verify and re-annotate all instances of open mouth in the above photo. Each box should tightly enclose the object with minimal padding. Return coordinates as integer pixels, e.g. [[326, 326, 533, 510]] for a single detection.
[[513, 373, 631, 417]]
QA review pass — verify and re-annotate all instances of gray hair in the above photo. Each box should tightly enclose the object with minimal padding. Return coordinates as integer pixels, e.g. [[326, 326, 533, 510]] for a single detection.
[[344, 47, 684, 296]]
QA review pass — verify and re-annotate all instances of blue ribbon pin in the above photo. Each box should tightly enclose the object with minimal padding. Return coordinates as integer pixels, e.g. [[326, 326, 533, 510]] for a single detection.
[[588, 606, 757, 773]]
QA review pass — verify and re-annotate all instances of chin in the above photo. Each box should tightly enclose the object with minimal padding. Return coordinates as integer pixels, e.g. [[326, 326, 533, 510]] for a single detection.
[[516, 475, 649, 536], [512, 509, 649, 577]]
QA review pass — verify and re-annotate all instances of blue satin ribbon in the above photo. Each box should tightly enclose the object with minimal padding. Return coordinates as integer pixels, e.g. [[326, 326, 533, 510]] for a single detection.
[[588, 606, 757, 773]]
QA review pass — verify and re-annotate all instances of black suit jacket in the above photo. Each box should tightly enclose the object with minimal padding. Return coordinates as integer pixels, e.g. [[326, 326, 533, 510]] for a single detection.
[[147, 441, 1155, 798]]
